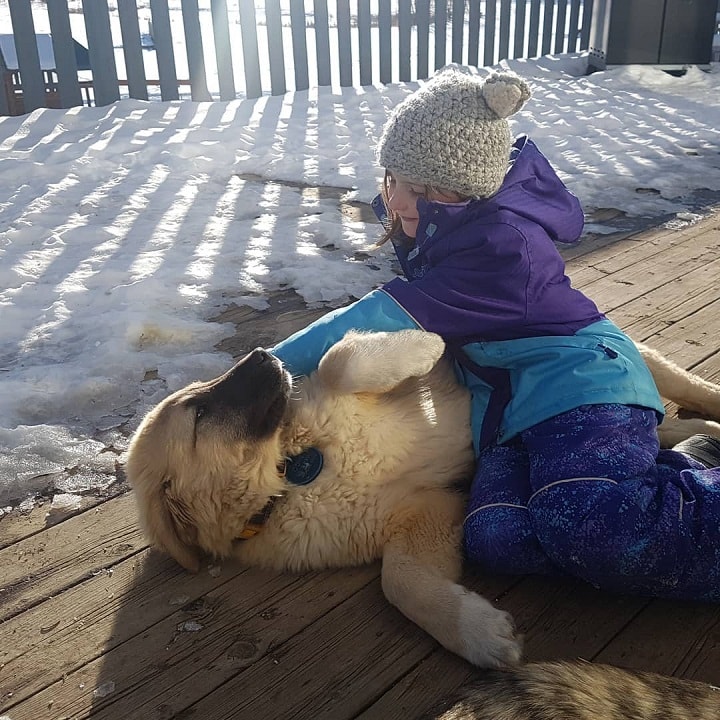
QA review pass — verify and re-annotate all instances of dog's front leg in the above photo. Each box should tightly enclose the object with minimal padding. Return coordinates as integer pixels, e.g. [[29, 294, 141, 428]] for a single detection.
[[317, 329, 446, 395], [381, 490, 522, 669]]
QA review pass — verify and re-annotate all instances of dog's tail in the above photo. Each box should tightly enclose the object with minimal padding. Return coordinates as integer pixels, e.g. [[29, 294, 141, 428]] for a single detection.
[[422, 660, 719, 719], [637, 342, 720, 418]]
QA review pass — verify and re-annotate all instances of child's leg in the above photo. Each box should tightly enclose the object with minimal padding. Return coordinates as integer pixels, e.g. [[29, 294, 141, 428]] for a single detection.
[[523, 404, 720, 601], [464, 444, 559, 576]]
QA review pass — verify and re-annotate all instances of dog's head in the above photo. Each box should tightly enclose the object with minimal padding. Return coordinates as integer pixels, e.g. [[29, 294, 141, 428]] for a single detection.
[[126, 348, 292, 572]]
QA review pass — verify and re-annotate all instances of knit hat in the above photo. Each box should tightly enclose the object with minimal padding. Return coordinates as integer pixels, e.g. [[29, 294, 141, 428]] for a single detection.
[[376, 69, 531, 198]]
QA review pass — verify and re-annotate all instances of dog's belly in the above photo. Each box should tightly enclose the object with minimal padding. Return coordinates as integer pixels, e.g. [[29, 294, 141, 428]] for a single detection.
[[236, 460, 469, 572]]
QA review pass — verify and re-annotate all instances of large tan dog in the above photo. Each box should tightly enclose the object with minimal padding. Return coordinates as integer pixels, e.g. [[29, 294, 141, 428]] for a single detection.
[[126, 330, 720, 672]]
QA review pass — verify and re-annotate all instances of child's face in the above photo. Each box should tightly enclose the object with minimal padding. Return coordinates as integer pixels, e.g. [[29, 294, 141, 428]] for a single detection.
[[385, 171, 462, 238]]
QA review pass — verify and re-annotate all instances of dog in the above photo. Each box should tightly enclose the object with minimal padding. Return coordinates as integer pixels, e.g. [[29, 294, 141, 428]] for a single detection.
[[421, 660, 720, 719], [126, 329, 720, 672]]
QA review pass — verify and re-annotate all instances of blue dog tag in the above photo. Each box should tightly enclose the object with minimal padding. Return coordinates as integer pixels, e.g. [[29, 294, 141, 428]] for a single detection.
[[285, 447, 324, 486]]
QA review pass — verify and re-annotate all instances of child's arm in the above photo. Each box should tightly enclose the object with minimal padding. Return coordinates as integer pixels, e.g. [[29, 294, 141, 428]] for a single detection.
[[271, 287, 420, 377]]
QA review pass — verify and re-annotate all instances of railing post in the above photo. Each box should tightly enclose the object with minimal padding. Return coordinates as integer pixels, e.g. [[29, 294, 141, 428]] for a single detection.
[[238, 0, 262, 98], [587, 0, 611, 71], [378, 0, 392, 83], [47, 0, 84, 108], [211, 0, 237, 100], [313, 0, 332, 87], [118, 0, 149, 101], [398, 0, 411, 82], [82, 0, 120, 106], [8, 0, 46, 113], [289, 0, 310, 91], [451, 0, 465, 64], [181, 0, 212, 101], [357, 0, 372, 86], [336, 0, 353, 87], [150, 0, 180, 101]]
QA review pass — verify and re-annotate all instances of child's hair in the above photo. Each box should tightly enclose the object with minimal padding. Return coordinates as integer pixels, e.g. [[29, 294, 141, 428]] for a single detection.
[[376, 170, 471, 247]]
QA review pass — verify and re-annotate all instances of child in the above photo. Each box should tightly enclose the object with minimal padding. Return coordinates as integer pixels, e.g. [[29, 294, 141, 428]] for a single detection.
[[272, 69, 720, 601]]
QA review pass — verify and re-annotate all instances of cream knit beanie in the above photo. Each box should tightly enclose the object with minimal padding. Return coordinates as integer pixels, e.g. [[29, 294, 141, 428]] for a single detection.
[[376, 69, 531, 198]]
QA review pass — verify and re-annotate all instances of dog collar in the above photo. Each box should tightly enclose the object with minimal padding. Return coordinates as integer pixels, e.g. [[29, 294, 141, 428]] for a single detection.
[[284, 447, 324, 486], [236, 496, 279, 540], [235, 448, 324, 542]]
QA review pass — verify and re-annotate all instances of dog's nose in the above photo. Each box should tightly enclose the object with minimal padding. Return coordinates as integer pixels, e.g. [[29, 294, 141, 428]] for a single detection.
[[247, 348, 273, 365]]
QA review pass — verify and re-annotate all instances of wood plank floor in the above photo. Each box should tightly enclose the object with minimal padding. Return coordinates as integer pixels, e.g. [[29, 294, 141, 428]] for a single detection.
[[2, 207, 720, 720]]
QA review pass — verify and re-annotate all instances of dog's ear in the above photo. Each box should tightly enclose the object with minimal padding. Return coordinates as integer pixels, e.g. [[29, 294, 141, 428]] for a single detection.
[[145, 479, 202, 573]]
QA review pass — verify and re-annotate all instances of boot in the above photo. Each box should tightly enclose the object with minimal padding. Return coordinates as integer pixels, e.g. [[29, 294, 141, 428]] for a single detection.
[[672, 434, 720, 469]]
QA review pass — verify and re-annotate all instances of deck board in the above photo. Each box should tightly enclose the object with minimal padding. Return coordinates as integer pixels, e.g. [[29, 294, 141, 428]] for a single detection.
[[1, 205, 719, 719]]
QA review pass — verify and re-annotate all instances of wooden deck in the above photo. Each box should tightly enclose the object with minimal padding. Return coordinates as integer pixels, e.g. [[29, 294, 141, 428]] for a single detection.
[[2, 205, 720, 719]]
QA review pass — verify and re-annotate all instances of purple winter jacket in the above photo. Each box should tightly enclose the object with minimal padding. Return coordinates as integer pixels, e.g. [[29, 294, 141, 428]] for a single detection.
[[382, 135, 604, 342]]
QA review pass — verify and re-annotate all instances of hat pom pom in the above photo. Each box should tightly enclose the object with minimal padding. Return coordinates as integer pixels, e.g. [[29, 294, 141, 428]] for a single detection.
[[482, 72, 531, 119]]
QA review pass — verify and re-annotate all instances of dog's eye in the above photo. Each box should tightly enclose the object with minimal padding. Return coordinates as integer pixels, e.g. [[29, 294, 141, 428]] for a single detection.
[[195, 404, 207, 421]]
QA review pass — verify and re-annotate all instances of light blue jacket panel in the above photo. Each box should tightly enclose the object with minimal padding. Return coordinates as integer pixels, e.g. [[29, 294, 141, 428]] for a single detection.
[[271, 289, 419, 377], [460, 318, 666, 450]]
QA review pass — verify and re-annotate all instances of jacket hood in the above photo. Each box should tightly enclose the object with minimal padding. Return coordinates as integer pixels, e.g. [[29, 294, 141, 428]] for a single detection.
[[488, 135, 584, 244]]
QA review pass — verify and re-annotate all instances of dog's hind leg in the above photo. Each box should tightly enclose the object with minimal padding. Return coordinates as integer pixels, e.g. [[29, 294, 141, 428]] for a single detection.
[[317, 329, 447, 395], [655, 416, 720, 447], [380, 489, 522, 669], [637, 342, 720, 418]]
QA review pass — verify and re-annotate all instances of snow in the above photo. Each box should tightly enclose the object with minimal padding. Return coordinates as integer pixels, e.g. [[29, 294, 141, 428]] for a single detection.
[[1, 54, 720, 508]]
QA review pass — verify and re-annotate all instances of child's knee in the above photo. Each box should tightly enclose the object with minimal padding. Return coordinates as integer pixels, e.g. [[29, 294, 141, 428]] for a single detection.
[[463, 505, 557, 576]]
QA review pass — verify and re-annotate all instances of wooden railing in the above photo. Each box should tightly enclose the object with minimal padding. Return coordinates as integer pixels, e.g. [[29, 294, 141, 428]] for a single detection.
[[0, 0, 595, 116]]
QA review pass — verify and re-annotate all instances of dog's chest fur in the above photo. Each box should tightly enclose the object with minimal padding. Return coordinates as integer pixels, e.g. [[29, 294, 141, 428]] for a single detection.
[[236, 360, 474, 571]]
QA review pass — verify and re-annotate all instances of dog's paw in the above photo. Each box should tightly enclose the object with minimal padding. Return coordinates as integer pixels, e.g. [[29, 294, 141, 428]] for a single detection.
[[398, 331, 446, 377], [320, 330, 446, 394], [457, 591, 522, 668]]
